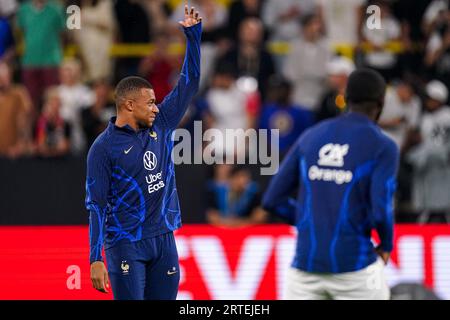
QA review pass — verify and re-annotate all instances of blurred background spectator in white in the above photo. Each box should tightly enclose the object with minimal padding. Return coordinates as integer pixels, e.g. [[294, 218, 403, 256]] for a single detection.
[[361, 0, 401, 81], [317, 0, 366, 50], [406, 80, 450, 221], [58, 58, 94, 154], [425, 5, 450, 92], [316, 56, 355, 121], [72, 0, 115, 83], [0, 0, 18, 19], [203, 63, 254, 160], [262, 0, 316, 43], [283, 13, 330, 111], [379, 79, 422, 150]]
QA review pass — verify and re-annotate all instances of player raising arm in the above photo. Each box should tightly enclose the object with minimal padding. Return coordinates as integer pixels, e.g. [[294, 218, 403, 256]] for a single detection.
[[85, 4, 201, 300]]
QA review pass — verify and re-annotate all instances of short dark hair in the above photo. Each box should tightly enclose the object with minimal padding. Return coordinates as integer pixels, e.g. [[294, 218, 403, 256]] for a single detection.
[[345, 68, 386, 111], [115, 76, 153, 107]]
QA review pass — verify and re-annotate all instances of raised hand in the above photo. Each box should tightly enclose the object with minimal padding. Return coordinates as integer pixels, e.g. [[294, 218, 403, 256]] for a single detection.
[[179, 2, 202, 28]]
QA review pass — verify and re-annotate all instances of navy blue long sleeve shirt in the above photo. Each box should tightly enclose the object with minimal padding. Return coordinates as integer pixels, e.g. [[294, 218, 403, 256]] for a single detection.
[[85, 23, 201, 264], [262, 112, 399, 273]]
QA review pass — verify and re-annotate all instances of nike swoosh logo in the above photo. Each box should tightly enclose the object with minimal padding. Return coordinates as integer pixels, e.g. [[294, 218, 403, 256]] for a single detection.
[[167, 270, 178, 275], [124, 146, 133, 154]]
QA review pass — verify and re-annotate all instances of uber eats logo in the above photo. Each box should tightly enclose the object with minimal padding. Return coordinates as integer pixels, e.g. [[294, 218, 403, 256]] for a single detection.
[[143, 151, 165, 194]]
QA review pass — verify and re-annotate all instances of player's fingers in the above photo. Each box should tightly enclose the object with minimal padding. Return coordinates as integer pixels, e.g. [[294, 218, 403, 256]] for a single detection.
[[92, 277, 100, 290], [104, 272, 110, 289], [190, 7, 195, 18], [195, 11, 199, 20], [184, 4, 189, 17]]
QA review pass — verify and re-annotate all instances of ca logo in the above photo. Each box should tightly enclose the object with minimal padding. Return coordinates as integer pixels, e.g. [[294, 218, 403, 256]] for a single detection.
[[318, 144, 349, 167]]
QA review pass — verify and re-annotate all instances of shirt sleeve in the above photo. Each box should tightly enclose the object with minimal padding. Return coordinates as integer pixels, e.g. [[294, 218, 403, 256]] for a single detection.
[[85, 140, 111, 264], [158, 23, 202, 131], [262, 140, 301, 225], [370, 139, 399, 252]]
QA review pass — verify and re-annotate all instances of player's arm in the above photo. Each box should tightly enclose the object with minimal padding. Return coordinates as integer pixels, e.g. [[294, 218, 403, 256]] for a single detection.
[[158, 5, 202, 130], [85, 142, 111, 293], [262, 142, 301, 225], [370, 140, 400, 264]]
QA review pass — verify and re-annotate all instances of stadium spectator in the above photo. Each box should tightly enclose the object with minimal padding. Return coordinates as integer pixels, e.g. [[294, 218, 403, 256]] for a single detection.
[[114, 0, 151, 81], [283, 14, 330, 111], [35, 87, 72, 158], [141, 0, 172, 37], [0, 13, 15, 64], [17, 0, 65, 109], [0, 61, 33, 159], [226, 0, 263, 41], [171, 0, 228, 91], [218, 17, 275, 100], [262, 0, 316, 42], [139, 32, 180, 103], [391, 0, 430, 78], [316, 56, 355, 121], [171, 0, 227, 43], [361, 1, 401, 82], [425, 13, 450, 92], [81, 79, 115, 149], [206, 164, 267, 227], [72, 0, 115, 82], [259, 76, 315, 155], [317, 0, 365, 50], [0, 0, 18, 18], [58, 58, 95, 154], [406, 80, 450, 220], [422, 0, 449, 38], [378, 80, 422, 150], [203, 63, 256, 160]]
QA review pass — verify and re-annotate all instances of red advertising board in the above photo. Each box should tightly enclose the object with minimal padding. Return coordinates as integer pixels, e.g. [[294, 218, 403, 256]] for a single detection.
[[0, 225, 449, 300]]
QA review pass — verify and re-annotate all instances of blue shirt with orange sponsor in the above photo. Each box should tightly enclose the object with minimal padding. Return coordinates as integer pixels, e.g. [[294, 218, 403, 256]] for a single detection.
[[263, 112, 399, 273]]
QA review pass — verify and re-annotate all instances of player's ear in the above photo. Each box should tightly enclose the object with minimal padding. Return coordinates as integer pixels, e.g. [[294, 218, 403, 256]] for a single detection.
[[124, 98, 134, 112]]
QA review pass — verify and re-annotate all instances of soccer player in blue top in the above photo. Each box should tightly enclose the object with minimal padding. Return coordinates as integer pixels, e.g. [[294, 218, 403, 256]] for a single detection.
[[85, 5, 202, 300], [263, 69, 399, 300]]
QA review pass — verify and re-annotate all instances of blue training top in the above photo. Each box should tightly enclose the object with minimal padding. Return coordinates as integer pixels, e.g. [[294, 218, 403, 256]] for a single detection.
[[85, 23, 201, 264], [263, 112, 399, 273]]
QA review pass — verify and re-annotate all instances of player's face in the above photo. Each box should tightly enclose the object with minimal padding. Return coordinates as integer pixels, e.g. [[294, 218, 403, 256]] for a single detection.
[[133, 88, 159, 128]]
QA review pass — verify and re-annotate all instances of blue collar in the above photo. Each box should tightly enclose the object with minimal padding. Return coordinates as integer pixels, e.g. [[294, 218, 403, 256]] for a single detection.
[[107, 117, 150, 135], [343, 112, 375, 124]]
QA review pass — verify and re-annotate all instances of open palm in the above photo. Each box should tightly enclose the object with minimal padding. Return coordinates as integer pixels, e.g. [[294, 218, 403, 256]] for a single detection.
[[179, 3, 202, 28]]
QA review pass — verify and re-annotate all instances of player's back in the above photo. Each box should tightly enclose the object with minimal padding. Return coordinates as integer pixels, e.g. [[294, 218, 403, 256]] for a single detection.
[[292, 112, 397, 273]]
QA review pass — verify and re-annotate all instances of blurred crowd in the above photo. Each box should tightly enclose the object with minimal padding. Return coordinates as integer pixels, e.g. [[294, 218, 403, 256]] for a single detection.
[[1, 0, 450, 224]]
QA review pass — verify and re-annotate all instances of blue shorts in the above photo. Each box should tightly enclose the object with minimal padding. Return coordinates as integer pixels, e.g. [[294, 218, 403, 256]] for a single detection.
[[105, 232, 180, 300]]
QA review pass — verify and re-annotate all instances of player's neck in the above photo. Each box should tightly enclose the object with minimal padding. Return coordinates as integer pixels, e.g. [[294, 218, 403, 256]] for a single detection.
[[115, 115, 138, 131]]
